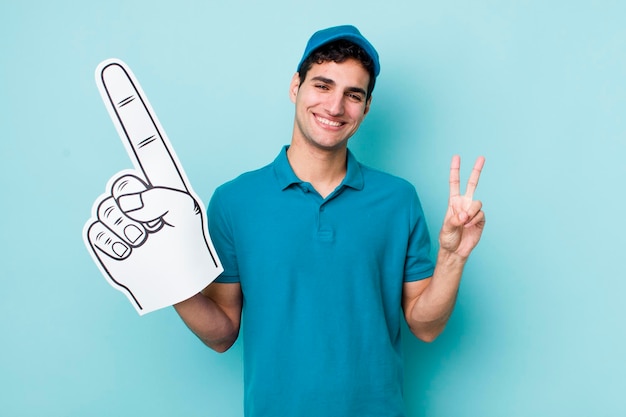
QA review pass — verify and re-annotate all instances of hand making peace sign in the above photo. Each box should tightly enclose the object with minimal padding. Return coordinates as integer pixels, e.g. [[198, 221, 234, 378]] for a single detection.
[[439, 155, 486, 259]]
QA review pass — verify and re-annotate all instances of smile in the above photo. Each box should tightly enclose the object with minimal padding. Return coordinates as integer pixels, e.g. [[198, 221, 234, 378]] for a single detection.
[[316, 115, 343, 127]]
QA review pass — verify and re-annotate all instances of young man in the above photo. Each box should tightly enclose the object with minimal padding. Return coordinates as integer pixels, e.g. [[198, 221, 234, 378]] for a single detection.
[[175, 25, 485, 416]]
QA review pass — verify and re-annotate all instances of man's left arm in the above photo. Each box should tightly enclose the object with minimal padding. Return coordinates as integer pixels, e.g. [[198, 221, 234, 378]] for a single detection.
[[403, 155, 486, 342]]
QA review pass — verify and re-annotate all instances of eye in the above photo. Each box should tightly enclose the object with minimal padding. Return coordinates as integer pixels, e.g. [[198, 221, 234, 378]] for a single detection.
[[346, 93, 364, 102], [314, 83, 330, 90]]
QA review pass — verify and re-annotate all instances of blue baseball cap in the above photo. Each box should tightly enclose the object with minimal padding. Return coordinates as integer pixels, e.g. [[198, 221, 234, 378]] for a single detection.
[[296, 25, 380, 77]]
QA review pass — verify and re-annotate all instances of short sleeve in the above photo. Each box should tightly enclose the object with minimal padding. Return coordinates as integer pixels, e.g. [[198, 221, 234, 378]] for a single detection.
[[404, 189, 435, 281], [207, 186, 240, 283]]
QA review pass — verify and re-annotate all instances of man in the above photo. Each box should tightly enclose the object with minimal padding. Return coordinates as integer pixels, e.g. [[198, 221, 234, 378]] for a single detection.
[[174, 25, 485, 416]]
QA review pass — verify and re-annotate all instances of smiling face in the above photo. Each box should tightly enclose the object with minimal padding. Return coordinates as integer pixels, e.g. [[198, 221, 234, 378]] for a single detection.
[[289, 58, 371, 152]]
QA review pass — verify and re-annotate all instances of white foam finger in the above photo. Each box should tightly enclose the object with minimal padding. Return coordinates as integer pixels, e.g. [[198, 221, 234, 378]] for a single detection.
[[97, 59, 188, 191]]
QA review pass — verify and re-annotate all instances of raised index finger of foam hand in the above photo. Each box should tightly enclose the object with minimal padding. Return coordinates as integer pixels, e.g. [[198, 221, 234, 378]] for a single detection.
[[97, 59, 188, 191]]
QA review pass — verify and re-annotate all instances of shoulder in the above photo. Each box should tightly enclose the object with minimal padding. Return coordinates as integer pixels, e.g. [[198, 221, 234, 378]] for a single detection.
[[359, 163, 417, 196], [213, 163, 274, 201], [354, 162, 428, 219]]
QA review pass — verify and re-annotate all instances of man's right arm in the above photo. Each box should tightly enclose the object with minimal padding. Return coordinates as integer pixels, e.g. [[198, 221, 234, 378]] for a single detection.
[[174, 282, 243, 353]]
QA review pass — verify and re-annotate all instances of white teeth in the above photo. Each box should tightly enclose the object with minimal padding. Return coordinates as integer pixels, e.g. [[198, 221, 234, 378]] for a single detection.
[[317, 116, 342, 127]]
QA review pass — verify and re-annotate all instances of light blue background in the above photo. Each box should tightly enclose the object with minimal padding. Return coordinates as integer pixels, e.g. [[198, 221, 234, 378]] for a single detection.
[[1, 1, 624, 416]]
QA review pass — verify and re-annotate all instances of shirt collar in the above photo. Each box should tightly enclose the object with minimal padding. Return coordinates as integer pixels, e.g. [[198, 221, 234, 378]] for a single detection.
[[273, 146, 364, 191]]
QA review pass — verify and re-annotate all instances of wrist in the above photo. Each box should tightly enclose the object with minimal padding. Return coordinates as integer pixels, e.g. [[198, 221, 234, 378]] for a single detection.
[[437, 247, 468, 267]]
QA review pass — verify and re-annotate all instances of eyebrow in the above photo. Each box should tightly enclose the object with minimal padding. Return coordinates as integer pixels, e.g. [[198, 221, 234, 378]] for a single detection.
[[310, 76, 367, 97]]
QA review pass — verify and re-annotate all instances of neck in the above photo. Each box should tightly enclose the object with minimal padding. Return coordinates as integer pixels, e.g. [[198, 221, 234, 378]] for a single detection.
[[286, 142, 348, 198]]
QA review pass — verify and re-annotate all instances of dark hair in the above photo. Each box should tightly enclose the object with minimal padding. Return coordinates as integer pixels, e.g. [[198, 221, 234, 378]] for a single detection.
[[298, 39, 376, 100]]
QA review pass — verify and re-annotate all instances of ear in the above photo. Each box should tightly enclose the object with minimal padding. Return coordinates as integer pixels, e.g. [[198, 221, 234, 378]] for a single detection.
[[363, 95, 372, 117], [289, 72, 300, 103]]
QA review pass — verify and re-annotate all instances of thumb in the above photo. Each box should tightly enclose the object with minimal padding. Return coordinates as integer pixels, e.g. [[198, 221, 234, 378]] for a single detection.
[[443, 207, 468, 230], [119, 187, 194, 223], [456, 210, 469, 225]]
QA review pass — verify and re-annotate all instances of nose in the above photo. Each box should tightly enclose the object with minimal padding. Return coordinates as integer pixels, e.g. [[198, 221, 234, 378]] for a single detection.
[[324, 91, 345, 116]]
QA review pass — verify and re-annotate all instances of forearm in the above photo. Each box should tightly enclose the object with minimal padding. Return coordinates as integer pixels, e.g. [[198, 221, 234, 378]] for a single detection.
[[174, 292, 240, 353], [406, 249, 467, 342]]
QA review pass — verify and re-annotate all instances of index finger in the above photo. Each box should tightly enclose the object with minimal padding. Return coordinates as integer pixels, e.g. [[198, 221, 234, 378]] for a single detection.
[[465, 156, 485, 199], [96, 59, 188, 191]]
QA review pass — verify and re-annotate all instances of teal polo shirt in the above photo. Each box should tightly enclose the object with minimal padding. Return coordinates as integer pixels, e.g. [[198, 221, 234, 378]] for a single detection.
[[208, 146, 435, 417]]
